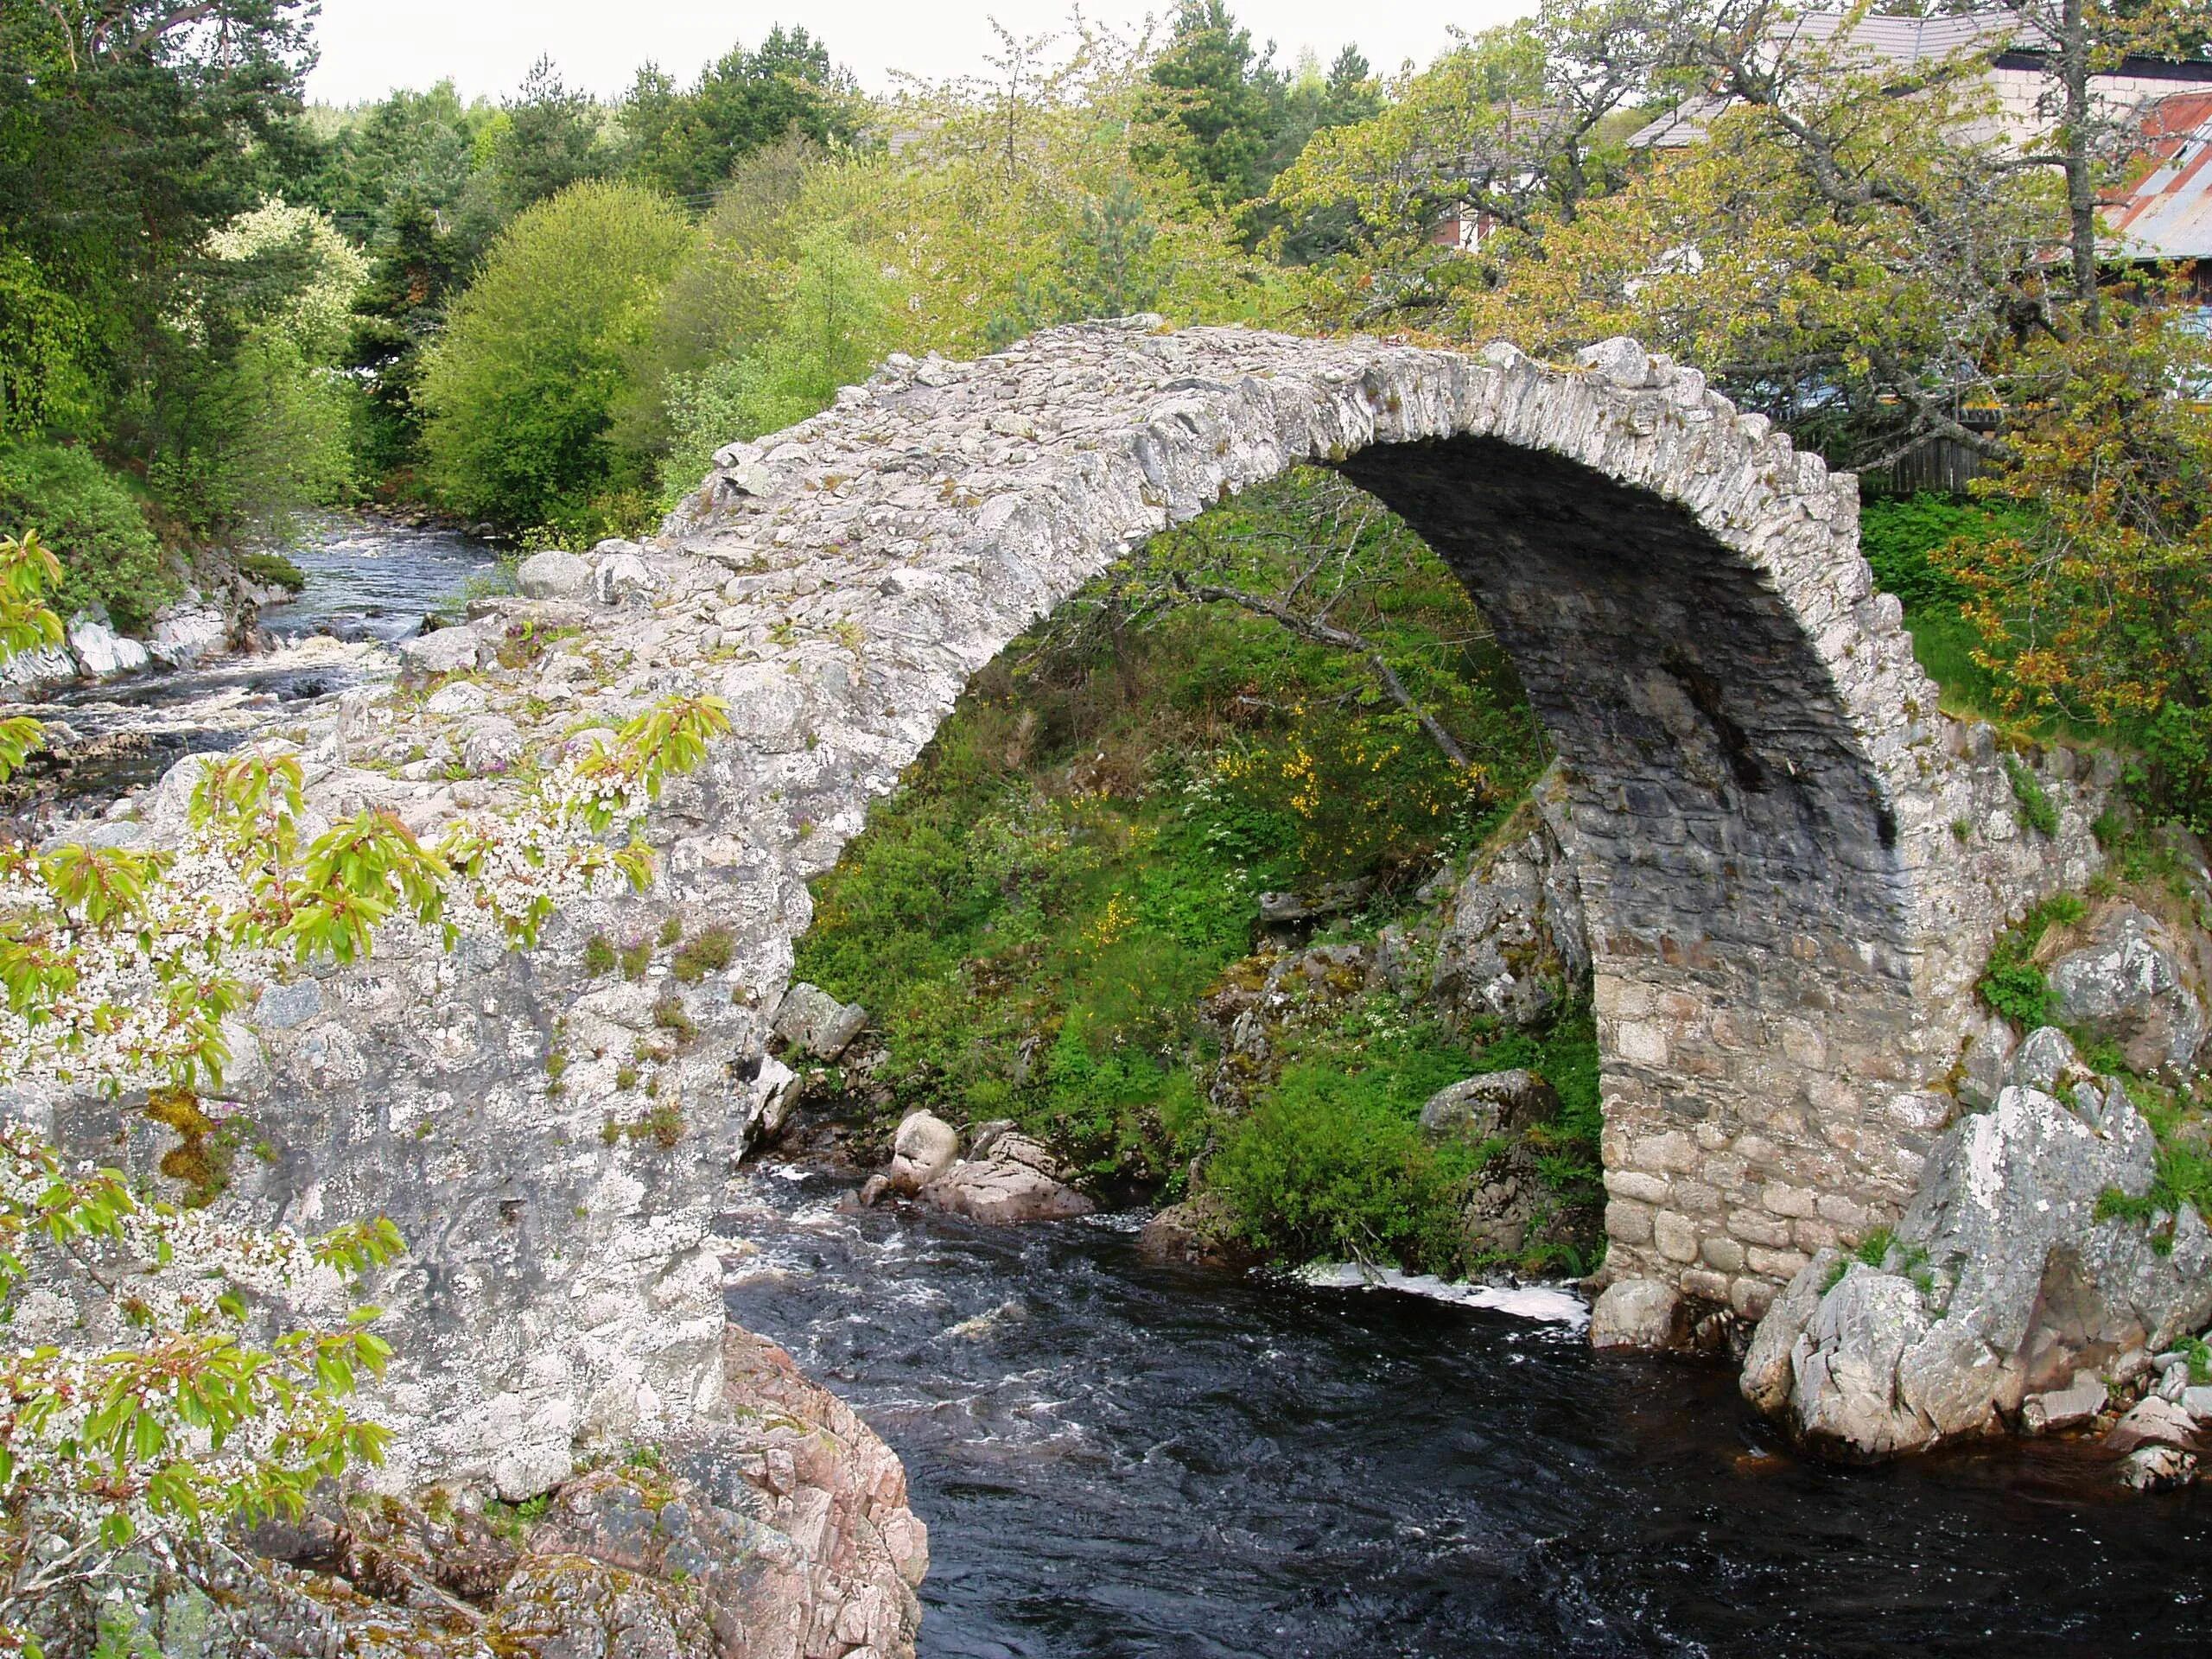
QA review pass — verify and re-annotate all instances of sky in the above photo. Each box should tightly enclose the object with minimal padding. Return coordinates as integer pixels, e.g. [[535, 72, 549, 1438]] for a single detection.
[[302, 0, 1532, 106]]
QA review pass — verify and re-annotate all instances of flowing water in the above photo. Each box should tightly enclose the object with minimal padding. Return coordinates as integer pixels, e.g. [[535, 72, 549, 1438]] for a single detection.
[[16, 517, 498, 804], [722, 1164, 2212, 1659]]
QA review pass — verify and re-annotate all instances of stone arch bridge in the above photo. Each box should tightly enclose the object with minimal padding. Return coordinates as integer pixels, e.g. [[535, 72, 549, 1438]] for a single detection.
[[58, 321, 2103, 1491]]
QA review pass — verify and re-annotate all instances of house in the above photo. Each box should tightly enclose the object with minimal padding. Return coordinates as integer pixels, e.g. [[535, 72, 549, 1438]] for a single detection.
[[1626, 8, 2212, 264]]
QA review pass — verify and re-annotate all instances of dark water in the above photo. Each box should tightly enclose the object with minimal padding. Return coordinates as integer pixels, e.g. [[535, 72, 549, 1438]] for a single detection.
[[721, 1165, 2212, 1659], [20, 517, 497, 804]]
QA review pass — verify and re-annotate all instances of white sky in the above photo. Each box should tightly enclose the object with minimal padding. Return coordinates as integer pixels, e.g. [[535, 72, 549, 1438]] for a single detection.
[[303, 1, 1533, 106]]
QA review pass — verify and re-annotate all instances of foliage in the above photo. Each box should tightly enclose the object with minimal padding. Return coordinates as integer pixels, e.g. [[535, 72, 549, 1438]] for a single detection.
[[419, 180, 695, 528], [620, 27, 861, 201], [0, 443, 170, 633], [655, 226, 906, 506], [797, 470, 1543, 1189], [234, 550, 307, 594], [1941, 309, 2212, 831], [0, 1123, 405, 1655], [343, 199, 467, 479], [1976, 891, 2088, 1027], [2005, 755, 2062, 837], [1209, 1046, 1487, 1272]]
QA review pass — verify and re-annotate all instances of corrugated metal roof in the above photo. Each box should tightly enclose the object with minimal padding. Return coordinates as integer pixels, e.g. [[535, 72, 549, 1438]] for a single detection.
[[2105, 92, 2212, 259], [1628, 9, 2016, 149]]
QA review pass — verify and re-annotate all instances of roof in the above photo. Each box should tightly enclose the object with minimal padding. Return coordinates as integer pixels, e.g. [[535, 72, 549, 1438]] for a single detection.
[[1628, 9, 2017, 149], [2103, 91, 2212, 260]]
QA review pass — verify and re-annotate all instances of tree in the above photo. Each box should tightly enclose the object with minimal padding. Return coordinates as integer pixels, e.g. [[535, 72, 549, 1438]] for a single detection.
[[451, 58, 610, 260], [345, 198, 467, 478], [1136, 0, 1284, 210], [658, 226, 906, 505], [621, 27, 861, 201], [296, 81, 490, 244], [419, 181, 695, 528]]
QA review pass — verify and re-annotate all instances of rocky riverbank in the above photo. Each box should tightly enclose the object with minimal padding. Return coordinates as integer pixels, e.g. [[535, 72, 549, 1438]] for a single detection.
[[92, 1323, 926, 1659]]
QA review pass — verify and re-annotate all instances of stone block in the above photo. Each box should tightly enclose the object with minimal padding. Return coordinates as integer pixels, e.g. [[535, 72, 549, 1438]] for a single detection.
[[1605, 1198, 1655, 1247], [1728, 1211, 1795, 1248], [1654, 1209, 1700, 1263], [1604, 1170, 1670, 1205], [1763, 1181, 1817, 1219], [1746, 1245, 1812, 1281], [1700, 1235, 1747, 1273], [1794, 1217, 1841, 1252], [1671, 1179, 1723, 1216], [1680, 1268, 1731, 1303]]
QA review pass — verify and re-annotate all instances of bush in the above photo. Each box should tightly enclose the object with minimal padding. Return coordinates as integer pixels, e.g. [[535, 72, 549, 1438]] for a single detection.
[[420, 181, 695, 528], [0, 441, 171, 632], [1209, 1058, 1485, 1273], [1977, 892, 2087, 1027]]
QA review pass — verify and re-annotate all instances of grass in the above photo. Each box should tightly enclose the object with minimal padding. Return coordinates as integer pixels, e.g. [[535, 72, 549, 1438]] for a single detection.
[[671, 925, 734, 982], [2005, 753, 2061, 837]]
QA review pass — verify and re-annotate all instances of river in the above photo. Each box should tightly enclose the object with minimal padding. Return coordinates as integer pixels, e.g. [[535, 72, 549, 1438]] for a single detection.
[[16, 515, 499, 803], [23, 521, 2212, 1656], [723, 1164, 2212, 1658]]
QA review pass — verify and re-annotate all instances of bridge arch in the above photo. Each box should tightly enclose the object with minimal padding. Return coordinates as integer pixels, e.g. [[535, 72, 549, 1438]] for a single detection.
[[655, 320, 2027, 1321]]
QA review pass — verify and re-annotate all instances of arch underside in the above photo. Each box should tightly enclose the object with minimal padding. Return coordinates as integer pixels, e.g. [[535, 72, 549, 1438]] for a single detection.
[[1339, 435, 1922, 1314]]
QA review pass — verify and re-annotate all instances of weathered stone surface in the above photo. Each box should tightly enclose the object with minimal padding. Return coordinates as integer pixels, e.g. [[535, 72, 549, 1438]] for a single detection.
[[1419, 1069, 1559, 1140], [772, 982, 868, 1060], [1591, 1278, 1683, 1351], [886, 1109, 960, 1195], [592, 546, 658, 606], [148, 597, 230, 668], [1742, 1033, 2212, 1459], [518, 549, 593, 600], [919, 1132, 1094, 1225], [2118, 1443, 2198, 1491], [2020, 1370, 2108, 1434], [1430, 780, 1588, 1031], [1139, 1192, 1258, 1268], [397, 621, 485, 677], [2048, 901, 2208, 1078], [67, 605, 151, 678], [2107, 1395, 2200, 1454]]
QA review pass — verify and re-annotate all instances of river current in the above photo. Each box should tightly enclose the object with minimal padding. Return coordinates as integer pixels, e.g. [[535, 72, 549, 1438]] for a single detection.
[[24, 522, 2212, 1655], [723, 1164, 2212, 1658]]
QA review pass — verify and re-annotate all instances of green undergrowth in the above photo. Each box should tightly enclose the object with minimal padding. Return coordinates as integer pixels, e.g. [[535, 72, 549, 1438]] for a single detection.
[[1209, 998, 1604, 1277], [2094, 1074, 2212, 1252], [795, 469, 1548, 1210], [1976, 891, 2088, 1027]]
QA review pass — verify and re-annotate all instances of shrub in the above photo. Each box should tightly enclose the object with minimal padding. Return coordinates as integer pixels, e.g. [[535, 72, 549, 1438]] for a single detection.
[[2005, 753, 2060, 837], [235, 549, 308, 593], [1977, 891, 2087, 1027], [1209, 1060, 1485, 1273], [420, 181, 694, 527], [0, 441, 171, 632]]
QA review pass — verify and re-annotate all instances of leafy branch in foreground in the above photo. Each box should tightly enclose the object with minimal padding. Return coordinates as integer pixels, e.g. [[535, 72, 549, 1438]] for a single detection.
[[0, 1122, 405, 1656]]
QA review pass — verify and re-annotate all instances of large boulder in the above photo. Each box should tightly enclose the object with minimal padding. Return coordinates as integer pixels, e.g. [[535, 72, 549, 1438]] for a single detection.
[[591, 543, 659, 606], [1428, 773, 1588, 1031], [919, 1132, 1095, 1225], [886, 1109, 960, 1195], [397, 621, 486, 678], [65, 605, 149, 679], [2047, 902, 2207, 1078], [1419, 1069, 1558, 1140], [516, 548, 592, 600], [147, 597, 230, 668], [93, 1323, 929, 1659], [772, 982, 868, 1061], [1740, 1028, 2212, 1459], [1138, 1192, 1257, 1268]]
